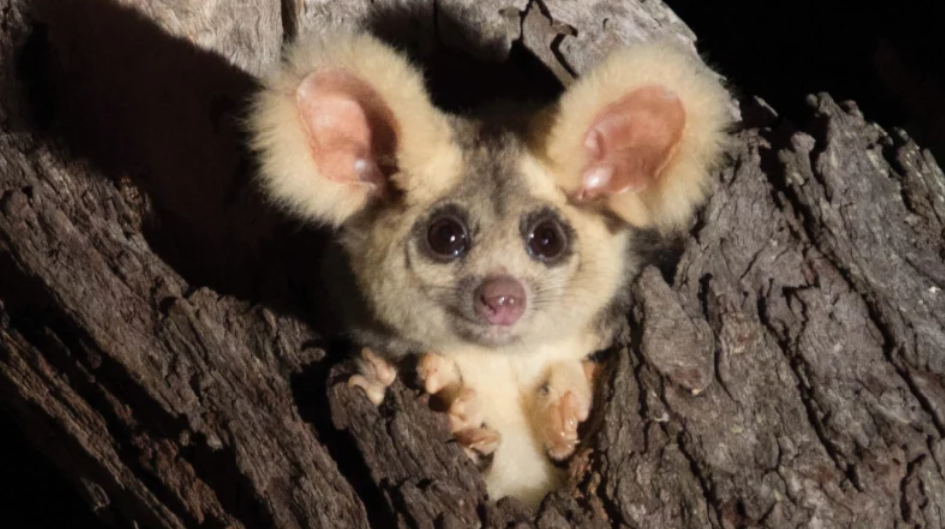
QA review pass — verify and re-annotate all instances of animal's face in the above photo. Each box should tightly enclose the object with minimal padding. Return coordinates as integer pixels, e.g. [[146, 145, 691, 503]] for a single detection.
[[342, 121, 630, 351], [248, 31, 731, 353]]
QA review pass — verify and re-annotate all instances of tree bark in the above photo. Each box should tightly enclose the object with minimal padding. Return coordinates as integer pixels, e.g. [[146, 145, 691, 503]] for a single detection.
[[1, 0, 943, 528]]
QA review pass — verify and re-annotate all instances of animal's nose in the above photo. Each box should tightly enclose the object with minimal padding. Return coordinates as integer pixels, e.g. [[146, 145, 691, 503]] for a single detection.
[[474, 276, 526, 326]]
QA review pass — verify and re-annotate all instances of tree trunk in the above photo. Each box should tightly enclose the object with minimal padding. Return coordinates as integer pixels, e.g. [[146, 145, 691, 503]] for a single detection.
[[1, 0, 943, 528]]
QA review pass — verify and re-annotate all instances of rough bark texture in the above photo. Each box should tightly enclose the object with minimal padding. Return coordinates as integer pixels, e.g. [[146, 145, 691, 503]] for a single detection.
[[1, 0, 944, 528]]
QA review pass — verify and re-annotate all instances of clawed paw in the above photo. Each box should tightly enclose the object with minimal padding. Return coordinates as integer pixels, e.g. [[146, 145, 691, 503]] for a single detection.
[[417, 353, 500, 463], [448, 390, 498, 465], [454, 426, 501, 462], [447, 386, 486, 432], [416, 353, 461, 395], [532, 360, 596, 461], [539, 389, 591, 460], [348, 347, 397, 405]]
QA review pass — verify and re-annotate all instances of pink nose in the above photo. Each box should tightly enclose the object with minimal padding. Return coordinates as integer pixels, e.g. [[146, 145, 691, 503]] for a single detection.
[[475, 276, 526, 326]]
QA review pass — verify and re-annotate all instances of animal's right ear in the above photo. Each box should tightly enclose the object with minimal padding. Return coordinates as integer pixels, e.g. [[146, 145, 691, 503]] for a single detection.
[[248, 32, 457, 227]]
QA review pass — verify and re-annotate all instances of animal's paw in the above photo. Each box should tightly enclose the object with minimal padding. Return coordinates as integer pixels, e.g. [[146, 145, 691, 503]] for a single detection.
[[447, 386, 487, 433], [348, 347, 397, 405], [533, 360, 595, 461], [417, 353, 484, 430], [416, 353, 461, 395], [446, 386, 497, 463], [454, 425, 501, 464], [417, 353, 500, 463], [537, 390, 591, 460]]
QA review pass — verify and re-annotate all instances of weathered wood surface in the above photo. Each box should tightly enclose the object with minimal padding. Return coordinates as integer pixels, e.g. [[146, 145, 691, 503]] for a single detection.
[[1, 0, 944, 527]]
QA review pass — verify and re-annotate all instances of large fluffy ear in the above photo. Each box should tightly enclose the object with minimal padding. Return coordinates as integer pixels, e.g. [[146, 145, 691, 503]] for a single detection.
[[247, 31, 458, 227], [538, 41, 733, 230]]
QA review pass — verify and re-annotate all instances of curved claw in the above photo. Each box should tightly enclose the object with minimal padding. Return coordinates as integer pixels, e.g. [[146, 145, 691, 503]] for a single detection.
[[448, 386, 485, 433], [348, 374, 387, 405], [417, 353, 461, 395], [416, 354, 502, 464], [542, 390, 583, 460], [532, 363, 594, 461], [455, 426, 501, 461], [348, 347, 397, 405]]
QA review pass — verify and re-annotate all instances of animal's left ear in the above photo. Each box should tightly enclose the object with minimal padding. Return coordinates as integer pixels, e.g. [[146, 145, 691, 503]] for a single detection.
[[536, 41, 733, 229]]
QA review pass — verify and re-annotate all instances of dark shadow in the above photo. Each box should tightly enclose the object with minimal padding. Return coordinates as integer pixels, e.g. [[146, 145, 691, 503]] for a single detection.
[[665, 0, 945, 160], [0, 410, 107, 529], [15, 0, 336, 328], [363, 4, 565, 113]]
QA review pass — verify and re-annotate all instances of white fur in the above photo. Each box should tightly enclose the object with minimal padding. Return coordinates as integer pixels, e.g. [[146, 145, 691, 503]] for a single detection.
[[447, 332, 599, 508]]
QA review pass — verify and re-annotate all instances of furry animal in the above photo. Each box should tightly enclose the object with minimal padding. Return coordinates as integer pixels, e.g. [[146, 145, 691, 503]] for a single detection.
[[248, 30, 731, 508]]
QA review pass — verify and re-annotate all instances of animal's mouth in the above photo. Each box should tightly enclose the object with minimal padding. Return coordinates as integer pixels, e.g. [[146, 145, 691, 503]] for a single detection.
[[477, 300, 523, 326], [449, 313, 524, 347]]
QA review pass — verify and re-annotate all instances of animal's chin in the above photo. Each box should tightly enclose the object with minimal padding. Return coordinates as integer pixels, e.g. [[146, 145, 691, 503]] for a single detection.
[[453, 320, 523, 347]]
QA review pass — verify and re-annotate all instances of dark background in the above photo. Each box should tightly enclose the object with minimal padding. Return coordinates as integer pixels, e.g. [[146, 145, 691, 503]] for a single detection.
[[2, 0, 943, 527], [667, 0, 945, 160]]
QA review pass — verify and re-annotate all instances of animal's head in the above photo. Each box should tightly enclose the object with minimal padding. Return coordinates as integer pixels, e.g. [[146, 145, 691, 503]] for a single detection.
[[248, 32, 731, 352]]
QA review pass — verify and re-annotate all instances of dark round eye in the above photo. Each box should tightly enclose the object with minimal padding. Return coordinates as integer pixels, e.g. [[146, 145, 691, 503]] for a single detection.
[[527, 219, 567, 261], [427, 216, 469, 258]]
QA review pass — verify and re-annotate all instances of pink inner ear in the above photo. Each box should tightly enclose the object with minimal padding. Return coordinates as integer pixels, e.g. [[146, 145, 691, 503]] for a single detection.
[[296, 71, 398, 192], [577, 85, 685, 200]]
